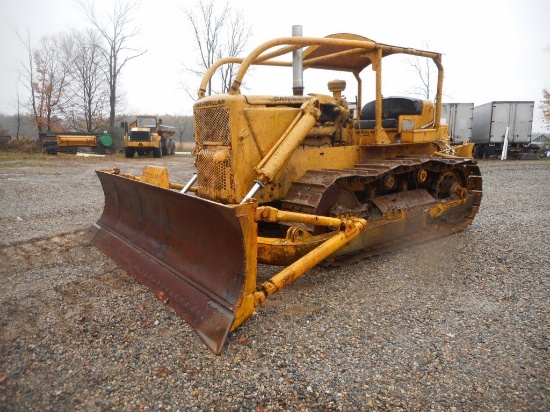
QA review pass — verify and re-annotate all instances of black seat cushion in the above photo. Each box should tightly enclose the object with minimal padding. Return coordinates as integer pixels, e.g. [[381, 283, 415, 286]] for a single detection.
[[360, 97, 423, 120], [354, 118, 398, 129]]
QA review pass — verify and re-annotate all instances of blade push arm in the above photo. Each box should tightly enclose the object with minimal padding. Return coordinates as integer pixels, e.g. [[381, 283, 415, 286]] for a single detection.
[[254, 204, 367, 296], [241, 97, 321, 203]]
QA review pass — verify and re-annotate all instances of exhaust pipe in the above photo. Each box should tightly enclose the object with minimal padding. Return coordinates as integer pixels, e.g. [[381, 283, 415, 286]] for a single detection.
[[292, 25, 304, 96]]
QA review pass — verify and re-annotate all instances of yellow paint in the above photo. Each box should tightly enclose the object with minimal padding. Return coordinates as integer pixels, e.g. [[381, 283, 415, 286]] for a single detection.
[[57, 135, 98, 147], [139, 165, 170, 189]]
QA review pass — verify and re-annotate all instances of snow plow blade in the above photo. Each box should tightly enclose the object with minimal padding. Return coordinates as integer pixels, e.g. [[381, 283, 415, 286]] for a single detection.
[[85, 170, 257, 355]]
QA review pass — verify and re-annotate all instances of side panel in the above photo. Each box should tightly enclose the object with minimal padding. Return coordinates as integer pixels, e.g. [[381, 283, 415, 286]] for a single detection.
[[471, 102, 493, 144], [490, 103, 513, 144], [442, 103, 473, 143], [508, 102, 534, 143], [254, 145, 361, 204]]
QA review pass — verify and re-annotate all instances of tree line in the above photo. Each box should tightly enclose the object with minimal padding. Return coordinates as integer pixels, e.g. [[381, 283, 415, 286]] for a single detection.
[[7, 0, 251, 139], [0, 112, 195, 144], [16, 0, 146, 136]]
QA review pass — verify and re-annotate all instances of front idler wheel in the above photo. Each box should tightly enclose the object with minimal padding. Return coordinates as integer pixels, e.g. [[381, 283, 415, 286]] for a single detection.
[[433, 170, 465, 199], [313, 185, 359, 234]]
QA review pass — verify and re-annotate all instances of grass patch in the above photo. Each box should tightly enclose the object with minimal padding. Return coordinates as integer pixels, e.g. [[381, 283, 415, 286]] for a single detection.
[[0, 152, 51, 163], [0, 138, 43, 154]]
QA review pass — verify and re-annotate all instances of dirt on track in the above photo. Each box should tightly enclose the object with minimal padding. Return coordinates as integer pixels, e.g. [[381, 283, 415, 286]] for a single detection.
[[0, 154, 548, 411]]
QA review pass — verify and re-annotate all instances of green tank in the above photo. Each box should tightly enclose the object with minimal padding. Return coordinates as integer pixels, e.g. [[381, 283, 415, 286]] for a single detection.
[[98, 132, 113, 147]]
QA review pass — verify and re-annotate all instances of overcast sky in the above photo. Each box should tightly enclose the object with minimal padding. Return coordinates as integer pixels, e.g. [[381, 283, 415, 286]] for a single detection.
[[1, 0, 549, 132]]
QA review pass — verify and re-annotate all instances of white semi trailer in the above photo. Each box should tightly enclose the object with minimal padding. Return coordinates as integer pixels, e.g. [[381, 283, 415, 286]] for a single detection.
[[471, 101, 535, 159]]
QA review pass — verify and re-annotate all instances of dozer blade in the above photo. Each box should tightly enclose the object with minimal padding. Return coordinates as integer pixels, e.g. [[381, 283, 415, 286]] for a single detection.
[[85, 171, 257, 355]]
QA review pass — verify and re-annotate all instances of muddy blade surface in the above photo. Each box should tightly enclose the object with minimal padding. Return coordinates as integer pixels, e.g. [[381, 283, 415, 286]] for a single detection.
[[86, 171, 247, 354]]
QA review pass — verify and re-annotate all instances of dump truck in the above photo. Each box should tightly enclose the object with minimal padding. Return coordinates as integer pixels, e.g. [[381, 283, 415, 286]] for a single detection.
[[86, 30, 482, 354], [471, 101, 535, 159], [122, 115, 176, 158], [39, 131, 113, 154]]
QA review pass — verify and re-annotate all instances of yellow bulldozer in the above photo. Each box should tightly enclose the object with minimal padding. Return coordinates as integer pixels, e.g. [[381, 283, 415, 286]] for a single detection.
[[86, 31, 482, 354]]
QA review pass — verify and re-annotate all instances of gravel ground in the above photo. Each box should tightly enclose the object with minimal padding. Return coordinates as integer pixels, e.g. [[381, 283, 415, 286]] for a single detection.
[[0, 154, 548, 411]]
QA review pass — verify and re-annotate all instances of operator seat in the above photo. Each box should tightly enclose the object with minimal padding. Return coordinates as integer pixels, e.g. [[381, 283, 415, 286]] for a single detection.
[[355, 97, 423, 129]]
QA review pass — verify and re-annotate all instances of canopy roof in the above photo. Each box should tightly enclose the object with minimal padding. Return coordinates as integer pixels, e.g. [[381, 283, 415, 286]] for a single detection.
[[303, 33, 395, 73]]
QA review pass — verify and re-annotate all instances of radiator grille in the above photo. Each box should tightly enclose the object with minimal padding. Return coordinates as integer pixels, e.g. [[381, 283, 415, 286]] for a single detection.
[[130, 131, 150, 142], [197, 149, 234, 194], [195, 107, 231, 145], [195, 106, 234, 199]]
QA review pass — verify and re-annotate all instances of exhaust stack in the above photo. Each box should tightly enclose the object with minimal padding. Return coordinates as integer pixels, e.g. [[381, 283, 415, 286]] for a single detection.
[[292, 25, 304, 96]]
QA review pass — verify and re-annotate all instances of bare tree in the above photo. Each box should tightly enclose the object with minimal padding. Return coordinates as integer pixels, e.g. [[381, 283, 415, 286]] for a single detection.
[[17, 30, 39, 131], [15, 85, 22, 139], [540, 89, 550, 132], [218, 12, 252, 93], [175, 115, 190, 144], [65, 29, 109, 132], [17, 30, 73, 132], [79, 0, 146, 127], [404, 41, 438, 100], [184, 0, 252, 97], [541, 46, 550, 132]]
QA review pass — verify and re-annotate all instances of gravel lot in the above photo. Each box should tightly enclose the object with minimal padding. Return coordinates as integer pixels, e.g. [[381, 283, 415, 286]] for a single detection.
[[0, 154, 548, 411]]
